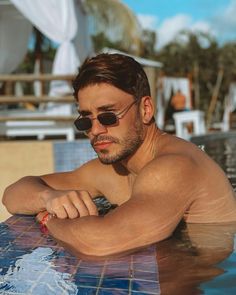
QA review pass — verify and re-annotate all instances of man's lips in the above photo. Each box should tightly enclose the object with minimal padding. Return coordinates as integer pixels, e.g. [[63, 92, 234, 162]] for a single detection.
[[93, 141, 113, 150]]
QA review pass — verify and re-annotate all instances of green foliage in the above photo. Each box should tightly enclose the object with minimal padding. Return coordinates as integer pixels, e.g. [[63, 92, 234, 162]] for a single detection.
[[91, 32, 126, 53], [155, 31, 236, 116]]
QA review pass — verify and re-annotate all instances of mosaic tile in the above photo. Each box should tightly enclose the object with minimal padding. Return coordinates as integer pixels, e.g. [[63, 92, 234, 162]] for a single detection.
[[101, 277, 130, 290], [53, 140, 96, 172], [0, 215, 160, 295]]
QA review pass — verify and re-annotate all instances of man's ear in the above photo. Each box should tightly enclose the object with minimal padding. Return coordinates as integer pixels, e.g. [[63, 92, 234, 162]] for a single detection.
[[140, 96, 155, 124]]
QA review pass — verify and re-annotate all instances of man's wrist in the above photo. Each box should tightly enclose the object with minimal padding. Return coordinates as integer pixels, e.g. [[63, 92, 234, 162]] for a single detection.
[[39, 211, 55, 233]]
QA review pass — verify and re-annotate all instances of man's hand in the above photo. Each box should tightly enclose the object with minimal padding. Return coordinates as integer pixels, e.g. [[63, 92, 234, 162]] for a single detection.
[[40, 189, 98, 219]]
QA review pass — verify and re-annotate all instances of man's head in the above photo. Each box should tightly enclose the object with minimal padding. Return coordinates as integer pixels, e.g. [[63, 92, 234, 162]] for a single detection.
[[73, 53, 151, 102], [73, 53, 155, 165]]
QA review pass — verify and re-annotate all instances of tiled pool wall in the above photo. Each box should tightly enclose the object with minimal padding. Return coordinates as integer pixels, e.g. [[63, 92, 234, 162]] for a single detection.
[[0, 215, 160, 295], [53, 140, 97, 172]]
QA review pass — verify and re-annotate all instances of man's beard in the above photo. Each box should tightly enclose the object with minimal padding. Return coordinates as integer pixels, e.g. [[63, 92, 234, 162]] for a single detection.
[[91, 118, 144, 164]]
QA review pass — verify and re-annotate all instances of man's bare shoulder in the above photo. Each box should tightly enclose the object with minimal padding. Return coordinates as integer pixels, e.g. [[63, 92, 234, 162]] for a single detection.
[[133, 153, 199, 200]]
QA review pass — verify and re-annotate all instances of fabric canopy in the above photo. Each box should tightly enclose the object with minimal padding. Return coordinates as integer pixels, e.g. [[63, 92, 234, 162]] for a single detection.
[[228, 83, 236, 112], [156, 77, 192, 128], [10, 0, 80, 95], [0, 3, 32, 74]]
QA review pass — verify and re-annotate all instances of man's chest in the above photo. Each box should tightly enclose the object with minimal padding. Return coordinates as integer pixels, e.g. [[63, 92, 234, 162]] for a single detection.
[[97, 174, 134, 206]]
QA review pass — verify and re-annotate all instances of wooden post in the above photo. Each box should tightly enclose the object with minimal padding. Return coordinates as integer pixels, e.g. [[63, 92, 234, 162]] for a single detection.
[[193, 61, 200, 109], [206, 68, 224, 129], [143, 66, 158, 112]]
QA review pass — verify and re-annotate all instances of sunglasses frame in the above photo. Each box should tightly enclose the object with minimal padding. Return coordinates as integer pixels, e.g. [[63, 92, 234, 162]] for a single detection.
[[74, 100, 138, 132]]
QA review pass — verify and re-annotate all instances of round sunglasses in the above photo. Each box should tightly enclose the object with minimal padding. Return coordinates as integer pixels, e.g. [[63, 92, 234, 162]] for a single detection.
[[74, 100, 137, 131]]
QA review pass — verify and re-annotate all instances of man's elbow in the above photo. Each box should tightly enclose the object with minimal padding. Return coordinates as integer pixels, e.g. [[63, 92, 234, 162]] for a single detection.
[[73, 239, 117, 259], [2, 185, 17, 215], [63, 231, 154, 260], [2, 186, 11, 210], [56, 226, 125, 259]]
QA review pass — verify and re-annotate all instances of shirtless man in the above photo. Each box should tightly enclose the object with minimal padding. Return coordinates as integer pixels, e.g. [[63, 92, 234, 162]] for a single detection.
[[2, 54, 236, 259], [171, 89, 187, 112]]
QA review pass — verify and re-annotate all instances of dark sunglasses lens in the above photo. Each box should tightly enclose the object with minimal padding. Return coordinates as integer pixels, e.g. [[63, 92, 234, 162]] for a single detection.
[[74, 117, 92, 131], [98, 112, 117, 126]]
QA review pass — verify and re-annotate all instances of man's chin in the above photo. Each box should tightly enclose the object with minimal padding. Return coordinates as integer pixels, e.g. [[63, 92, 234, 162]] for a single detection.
[[98, 155, 117, 165]]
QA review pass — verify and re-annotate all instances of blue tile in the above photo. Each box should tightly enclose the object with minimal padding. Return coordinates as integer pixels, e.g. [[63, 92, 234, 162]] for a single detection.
[[131, 280, 160, 293], [101, 278, 129, 290], [74, 275, 100, 287], [0, 215, 160, 295], [77, 286, 97, 294], [53, 140, 96, 172], [0, 257, 15, 267], [131, 292, 160, 295], [0, 279, 32, 293], [98, 288, 129, 295]]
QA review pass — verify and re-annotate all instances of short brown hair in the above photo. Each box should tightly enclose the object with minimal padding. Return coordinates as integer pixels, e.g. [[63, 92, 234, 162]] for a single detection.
[[73, 53, 151, 101]]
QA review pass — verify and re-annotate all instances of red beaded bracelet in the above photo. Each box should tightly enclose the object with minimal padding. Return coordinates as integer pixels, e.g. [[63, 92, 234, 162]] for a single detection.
[[40, 212, 53, 234]]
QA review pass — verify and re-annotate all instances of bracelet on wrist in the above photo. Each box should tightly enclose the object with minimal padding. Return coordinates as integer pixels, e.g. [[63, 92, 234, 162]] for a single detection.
[[39, 212, 54, 234]]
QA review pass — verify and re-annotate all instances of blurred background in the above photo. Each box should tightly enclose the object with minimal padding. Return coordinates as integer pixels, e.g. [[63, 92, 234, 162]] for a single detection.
[[0, 0, 236, 220]]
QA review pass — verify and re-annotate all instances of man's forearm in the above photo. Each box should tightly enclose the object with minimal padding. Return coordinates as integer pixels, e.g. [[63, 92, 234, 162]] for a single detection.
[[46, 215, 109, 258], [44, 210, 152, 259], [2, 176, 52, 215]]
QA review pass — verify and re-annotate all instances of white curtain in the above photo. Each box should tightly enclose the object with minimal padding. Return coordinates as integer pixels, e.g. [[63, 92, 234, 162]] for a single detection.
[[222, 83, 236, 131], [228, 83, 236, 112], [0, 3, 32, 74], [161, 77, 191, 109], [10, 0, 80, 96], [156, 77, 192, 128]]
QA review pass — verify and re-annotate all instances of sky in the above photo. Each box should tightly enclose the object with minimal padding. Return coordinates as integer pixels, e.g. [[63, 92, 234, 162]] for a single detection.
[[122, 0, 236, 49]]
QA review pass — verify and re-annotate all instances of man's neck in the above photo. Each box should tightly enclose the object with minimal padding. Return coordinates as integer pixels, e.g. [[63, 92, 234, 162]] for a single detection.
[[121, 125, 165, 176]]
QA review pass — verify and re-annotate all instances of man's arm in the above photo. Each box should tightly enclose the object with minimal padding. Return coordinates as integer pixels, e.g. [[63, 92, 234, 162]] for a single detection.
[[42, 155, 198, 258], [2, 159, 101, 216]]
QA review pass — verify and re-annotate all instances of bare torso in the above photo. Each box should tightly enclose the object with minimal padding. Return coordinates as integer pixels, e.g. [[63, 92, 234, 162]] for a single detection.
[[79, 132, 236, 223]]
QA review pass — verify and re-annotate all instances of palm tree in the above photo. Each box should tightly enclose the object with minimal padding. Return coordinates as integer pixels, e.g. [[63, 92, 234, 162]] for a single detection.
[[85, 0, 143, 55]]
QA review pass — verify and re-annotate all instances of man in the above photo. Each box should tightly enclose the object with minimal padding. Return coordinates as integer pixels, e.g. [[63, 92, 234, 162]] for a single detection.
[[2, 54, 236, 259], [170, 89, 187, 112]]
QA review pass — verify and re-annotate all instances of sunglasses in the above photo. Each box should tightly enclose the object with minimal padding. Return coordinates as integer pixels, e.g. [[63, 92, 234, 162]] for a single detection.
[[74, 100, 137, 132]]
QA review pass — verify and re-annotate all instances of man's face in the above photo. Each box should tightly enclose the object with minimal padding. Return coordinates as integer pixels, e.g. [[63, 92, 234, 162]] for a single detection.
[[77, 83, 144, 164]]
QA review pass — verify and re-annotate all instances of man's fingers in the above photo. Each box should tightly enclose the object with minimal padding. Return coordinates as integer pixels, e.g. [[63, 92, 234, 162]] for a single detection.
[[53, 205, 68, 219], [63, 202, 80, 219], [45, 189, 98, 219], [79, 192, 98, 216], [70, 191, 90, 217]]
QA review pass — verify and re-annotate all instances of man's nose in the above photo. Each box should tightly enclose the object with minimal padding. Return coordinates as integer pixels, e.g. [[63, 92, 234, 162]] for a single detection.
[[90, 118, 107, 136]]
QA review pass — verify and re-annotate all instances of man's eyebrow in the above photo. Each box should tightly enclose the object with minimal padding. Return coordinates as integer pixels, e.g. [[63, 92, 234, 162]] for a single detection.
[[78, 104, 117, 115], [97, 104, 116, 112]]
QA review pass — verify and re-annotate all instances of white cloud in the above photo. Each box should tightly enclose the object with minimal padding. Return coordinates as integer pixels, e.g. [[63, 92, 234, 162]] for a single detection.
[[137, 13, 214, 49], [137, 14, 158, 30], [191, 21, 211, 33], [157, 15, 215, 49], [157, 14, 191, 48], [212, 0, 236, 42], [136, 1, 236, 50]]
